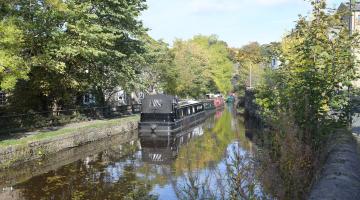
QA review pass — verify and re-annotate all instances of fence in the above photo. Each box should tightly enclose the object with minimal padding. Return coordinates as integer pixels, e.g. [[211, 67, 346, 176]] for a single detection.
[[0, 104, 141, 134]]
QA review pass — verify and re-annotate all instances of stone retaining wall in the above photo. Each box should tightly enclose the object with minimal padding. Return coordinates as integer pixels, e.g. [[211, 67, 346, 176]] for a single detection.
[[309, 132, 360, 200], [0, 118, 138, 169], [0, 131, 138, 189]]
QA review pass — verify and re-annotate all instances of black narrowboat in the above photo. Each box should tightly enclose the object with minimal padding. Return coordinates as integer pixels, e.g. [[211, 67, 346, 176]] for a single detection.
[[138, 94, 205, 136]]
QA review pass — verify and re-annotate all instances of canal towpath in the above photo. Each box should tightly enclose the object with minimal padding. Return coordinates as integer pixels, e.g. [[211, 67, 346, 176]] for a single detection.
[[0, 115, 140, 169]]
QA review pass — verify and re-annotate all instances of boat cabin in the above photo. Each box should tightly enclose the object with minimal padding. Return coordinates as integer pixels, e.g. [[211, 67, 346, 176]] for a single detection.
[[139, 94, 206, 136], [140, 94, 204, 123]]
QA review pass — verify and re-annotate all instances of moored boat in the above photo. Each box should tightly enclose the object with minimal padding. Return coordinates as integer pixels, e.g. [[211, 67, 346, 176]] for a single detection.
[[138, 94, 206, 136], [203, 94, 224, 110]]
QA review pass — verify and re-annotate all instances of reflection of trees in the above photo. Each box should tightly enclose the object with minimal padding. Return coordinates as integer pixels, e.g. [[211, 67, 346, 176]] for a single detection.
[[172, 109, 267, 200], [222, 143, 263, 200], [15, 143, 157, 200], [13, 109, 274, 199], [174, 110, 236, 174]]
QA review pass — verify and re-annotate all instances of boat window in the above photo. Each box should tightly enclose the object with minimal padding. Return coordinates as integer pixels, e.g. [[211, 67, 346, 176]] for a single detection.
[[196, 105, 202, 112], [193, 107, 195, 113]]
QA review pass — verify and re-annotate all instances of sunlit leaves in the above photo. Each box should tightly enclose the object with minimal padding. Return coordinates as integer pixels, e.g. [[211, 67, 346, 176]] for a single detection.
[[256, 0, 360, 141], [0, 18, 28, 90], [171, 35, 234, 98]]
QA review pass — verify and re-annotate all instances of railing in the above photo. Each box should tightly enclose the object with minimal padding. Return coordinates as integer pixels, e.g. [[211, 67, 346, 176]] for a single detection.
[[0, 104, 141, 135]]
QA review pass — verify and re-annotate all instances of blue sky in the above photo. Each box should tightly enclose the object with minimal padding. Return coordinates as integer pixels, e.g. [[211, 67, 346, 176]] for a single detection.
[[141, 0, 344, 47]]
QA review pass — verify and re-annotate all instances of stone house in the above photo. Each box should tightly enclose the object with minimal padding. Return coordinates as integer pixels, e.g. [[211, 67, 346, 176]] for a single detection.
[[338, 2, 360, 87], [82, 87, 145, 107]]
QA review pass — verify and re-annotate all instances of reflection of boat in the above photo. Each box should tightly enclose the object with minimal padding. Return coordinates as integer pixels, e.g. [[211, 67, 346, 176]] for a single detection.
[[140, 123, 204, 165], [139, 94, 206, 136]]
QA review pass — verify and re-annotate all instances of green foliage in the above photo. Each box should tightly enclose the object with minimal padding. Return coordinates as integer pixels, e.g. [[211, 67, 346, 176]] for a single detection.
[[171, 35, 234, 98], [256, 0, 359, 143], [0, 1, 237, 111], [232, 42, 279, 93], [139, 36, 177, 94], [1, 0, 147, 111], [0, 18, 28, 90]]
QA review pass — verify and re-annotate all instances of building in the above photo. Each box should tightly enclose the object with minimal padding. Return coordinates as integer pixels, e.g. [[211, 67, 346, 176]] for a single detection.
[[338, 1, 360, 33], [104, 87, 145, 107], [338, 1, 360, 87], [271, 57, 281, 69], [82, 87, 145, 107]]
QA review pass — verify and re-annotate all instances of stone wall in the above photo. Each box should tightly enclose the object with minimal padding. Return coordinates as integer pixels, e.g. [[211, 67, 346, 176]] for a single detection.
[[0, 118, 138, 169], [0, 131, 138, 189], [309, 131, 360, 200]]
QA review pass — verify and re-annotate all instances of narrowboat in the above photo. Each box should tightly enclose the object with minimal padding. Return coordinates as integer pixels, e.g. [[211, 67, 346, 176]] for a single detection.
[[138, 94, 206, 136], [226, 94, 235, 104], [202, 95, 224, 111]]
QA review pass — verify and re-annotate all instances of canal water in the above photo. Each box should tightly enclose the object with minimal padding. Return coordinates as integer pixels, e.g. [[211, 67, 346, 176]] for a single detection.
[[0, 107, 272, 200]]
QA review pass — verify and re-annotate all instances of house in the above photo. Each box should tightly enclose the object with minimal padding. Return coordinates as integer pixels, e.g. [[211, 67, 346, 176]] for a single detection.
[[271, 57, 281, 69], [104, 87, 145, 107], [82, 93, 96, 105], [338, 1, 360, 33], [82, 87, 145, 107], [338, 1, 360, 87]]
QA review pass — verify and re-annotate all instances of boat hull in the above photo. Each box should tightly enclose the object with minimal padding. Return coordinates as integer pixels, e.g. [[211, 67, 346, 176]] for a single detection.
[[138, 111, 206, 137]]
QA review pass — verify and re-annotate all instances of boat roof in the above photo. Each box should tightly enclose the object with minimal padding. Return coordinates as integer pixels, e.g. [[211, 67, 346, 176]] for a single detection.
[[177, 100, 202, 108]]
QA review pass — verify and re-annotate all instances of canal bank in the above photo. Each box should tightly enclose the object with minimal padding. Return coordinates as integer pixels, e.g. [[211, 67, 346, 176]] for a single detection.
[[0, 115, 139, 169], [309, 130, 360, 200], [244, 89, 360, 199], [0, 109, 271, 200], [0, 131, 138, 189]]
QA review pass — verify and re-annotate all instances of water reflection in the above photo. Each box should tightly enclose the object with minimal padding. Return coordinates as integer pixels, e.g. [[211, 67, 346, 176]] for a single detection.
[[0, 108, 271, 200]]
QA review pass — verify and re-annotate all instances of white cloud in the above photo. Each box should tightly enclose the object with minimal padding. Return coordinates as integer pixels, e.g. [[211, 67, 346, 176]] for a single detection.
[[188, 0, 304, 14]]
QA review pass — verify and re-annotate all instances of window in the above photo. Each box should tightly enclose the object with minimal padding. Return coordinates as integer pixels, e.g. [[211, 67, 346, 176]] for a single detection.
[[0, 92, 6, 106], [84, 94, 89, 103], [357, 14, 360, 25], [83, 93, 95, 105]]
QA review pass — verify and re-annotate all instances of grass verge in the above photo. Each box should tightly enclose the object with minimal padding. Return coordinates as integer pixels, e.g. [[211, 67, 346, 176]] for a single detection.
[[0, 115, 140, 148]]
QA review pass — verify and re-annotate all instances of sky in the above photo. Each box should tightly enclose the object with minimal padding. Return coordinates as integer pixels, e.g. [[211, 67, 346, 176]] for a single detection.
[[141, 0, 345, 48]]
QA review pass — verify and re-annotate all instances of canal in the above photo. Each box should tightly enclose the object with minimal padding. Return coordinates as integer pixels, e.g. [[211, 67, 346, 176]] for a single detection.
[[0, 107, 272, 200]]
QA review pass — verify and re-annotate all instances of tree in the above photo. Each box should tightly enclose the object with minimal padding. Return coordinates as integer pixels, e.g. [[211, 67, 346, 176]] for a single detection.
[[256, 0, 359, 143], [172, 38, 211, 98], [171, 35, 234, 98], [233, 42, 278, 92], [1, 0, 147, 111], [0, 18, 28, 91], [139, 36, 177, 95], [54, 0, 147, 106]]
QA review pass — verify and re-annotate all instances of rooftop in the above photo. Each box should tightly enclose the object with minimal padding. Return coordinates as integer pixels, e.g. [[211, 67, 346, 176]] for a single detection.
[[339, 2, 360, 12]]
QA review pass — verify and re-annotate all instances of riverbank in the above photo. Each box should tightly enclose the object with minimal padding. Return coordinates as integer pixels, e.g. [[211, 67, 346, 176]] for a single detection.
[[0, 115, 140, 169], [0, 131, 138, 190]]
